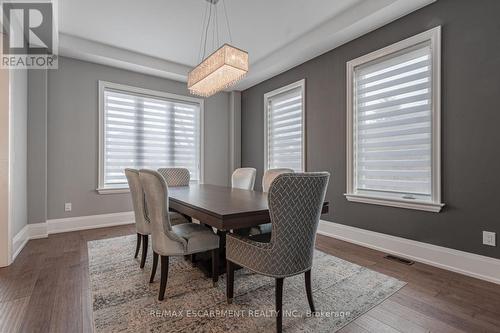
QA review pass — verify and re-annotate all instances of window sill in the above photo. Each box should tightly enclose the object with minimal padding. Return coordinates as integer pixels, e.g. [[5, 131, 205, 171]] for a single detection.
[[96, 188, 130, 195], [344, 193, 444, 213]]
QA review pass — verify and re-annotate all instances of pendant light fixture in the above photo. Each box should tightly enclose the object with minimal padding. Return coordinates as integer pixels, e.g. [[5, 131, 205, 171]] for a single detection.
[[188, 0, 248, 97]]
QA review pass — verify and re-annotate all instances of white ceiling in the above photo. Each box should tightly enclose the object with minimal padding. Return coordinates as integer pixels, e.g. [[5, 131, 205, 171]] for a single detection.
[[58, 0, 436, 90]]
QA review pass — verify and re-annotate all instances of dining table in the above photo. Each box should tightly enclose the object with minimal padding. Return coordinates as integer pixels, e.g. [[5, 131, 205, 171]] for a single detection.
[[168, 183, 329, 277]]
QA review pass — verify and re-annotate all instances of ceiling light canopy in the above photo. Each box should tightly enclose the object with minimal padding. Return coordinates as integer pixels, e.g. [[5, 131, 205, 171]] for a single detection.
[[188, 0, 248, 97]]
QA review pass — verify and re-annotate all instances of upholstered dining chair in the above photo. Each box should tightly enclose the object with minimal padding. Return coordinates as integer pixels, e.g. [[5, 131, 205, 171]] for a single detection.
[[158, 167, 193, 221], [157, 167, 190, 187], [231, 167, 257, 190], [225, 172, 330, 333], [250, 168, 295, 236], [139, 169, 220, 301], [262, 168, 295, 192], [125, 168, 189, 269]]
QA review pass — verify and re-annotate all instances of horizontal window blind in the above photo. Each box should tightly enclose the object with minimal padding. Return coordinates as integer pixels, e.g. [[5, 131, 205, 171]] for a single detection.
[[103, 89, 201, 188], [266, 85, 304, 171], [354, 42, 432, 198]]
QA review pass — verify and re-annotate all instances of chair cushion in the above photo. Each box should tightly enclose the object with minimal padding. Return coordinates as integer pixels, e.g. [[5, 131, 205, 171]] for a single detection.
[[172, 223, 219, 254], [169, 212, 189, 226], [249, 232, 272, 243], [233, 223, 272, 237], [252, 223, 272, 235]]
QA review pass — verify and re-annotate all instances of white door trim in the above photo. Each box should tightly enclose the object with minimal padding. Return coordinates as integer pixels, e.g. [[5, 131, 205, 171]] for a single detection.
[[0, 62, 12, 267]]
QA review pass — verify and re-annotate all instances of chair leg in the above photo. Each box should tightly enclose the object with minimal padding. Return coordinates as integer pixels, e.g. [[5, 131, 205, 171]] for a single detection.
[[276, 277, 284, 333], [150, 252, 158, 283], [158, 256, 169, 301], [140, 234, 148, 268], [211, 248, 219, 287], [226, 260, 234, 304], [305, 269, 315, 313], [134, 233, 141, 258]]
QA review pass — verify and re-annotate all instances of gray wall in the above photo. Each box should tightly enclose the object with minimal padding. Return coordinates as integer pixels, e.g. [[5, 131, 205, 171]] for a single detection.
[[28, 69, 48, 224], [30, 56, 230, 220], [229, 91, 242, 172], [10, 69, 28, 235], [241, 0, 500, 259]]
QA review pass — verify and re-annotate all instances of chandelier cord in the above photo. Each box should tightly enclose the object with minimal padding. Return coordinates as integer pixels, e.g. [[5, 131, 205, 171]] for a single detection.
[[215, 4, 219, 48], [198, 0, 233, 63], [189, 0, 247, 96], [222, 0, 233, 44], [197, 0, 209, 63], [212, 4, 217, 51], [202, 2, 213, 61]]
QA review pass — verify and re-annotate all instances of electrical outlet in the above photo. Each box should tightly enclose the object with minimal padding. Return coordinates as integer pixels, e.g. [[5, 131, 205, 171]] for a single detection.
[[64, 202, 72, 212], [482, 231, 496, 247]]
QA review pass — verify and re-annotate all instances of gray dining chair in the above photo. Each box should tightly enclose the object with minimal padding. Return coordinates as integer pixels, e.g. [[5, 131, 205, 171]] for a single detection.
[[262, 168, 295, 193], [125, 168, 189, 269], [231, 167, 257, 190], [139, 169, 220, 301], [157, 167, 191, 187], [225, 172, 330, 333], [158, 167, 193, 222], [235, 168, 295, 238]]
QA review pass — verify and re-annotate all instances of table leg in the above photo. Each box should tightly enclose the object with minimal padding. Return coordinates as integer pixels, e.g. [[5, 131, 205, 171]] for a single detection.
[[217, 230, 227, 256], [189, 229, 241, 279]]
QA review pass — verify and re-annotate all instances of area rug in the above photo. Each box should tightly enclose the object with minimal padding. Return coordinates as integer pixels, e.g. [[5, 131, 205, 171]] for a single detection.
[[88, 235, 405, 332]]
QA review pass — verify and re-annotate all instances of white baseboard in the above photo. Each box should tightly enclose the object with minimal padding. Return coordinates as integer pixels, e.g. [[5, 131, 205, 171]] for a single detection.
[[12, 223, 48, 261], [318, 220, 500, 285], [46, 211, 134, 234], [13, 214, 500, 285], [12, 225, 30, 261], [12, 211, 135, 260]]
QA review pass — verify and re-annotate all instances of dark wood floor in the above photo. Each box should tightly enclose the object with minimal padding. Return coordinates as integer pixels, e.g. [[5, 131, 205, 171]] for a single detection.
[[1, 225, 499, 333]]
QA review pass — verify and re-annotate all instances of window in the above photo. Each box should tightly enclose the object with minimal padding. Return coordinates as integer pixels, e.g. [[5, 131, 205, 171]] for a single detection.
[[98, 81, 203, 193], [346, 27, 443, 212], [264, 79, 305, 172]]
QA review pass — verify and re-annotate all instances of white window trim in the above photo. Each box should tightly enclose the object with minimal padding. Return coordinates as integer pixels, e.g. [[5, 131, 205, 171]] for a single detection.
[[345, 26, 444, 213], [97, 81, 205, 194], [263, 79, 306, 172]]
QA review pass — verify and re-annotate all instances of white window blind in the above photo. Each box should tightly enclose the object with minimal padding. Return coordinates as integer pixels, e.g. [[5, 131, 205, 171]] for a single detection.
[[101, 86, 201, 189], [354, 43, 432, 198], [265, 80, 305, 172], [346, 27, 443, 212]]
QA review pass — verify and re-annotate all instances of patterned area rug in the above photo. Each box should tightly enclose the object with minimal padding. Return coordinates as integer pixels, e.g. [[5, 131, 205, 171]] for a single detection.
[[88, 235, 405, 332]]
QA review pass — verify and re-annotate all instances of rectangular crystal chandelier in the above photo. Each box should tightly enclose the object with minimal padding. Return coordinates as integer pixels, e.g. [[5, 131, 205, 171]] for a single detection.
[[188, 44, 248, 97]]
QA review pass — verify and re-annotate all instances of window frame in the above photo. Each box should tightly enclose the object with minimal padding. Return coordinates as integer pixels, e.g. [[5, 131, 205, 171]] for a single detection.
[[263, 79, 306, 172], [345, 26, 443, 212], [97, 81, 205, 194]]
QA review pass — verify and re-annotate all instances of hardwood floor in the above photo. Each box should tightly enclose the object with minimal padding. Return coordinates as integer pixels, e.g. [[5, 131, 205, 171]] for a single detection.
[[1, 225, 499, 333]]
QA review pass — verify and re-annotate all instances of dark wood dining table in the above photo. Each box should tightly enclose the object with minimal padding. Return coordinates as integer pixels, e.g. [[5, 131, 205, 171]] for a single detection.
[[168, 184, 329, 276], [169, 184, 329, 231]]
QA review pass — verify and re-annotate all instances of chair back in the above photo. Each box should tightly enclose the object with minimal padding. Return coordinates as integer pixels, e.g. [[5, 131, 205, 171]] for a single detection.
[[139, 169, 186, 254], [262, 168, 294, 192], [231, 167, 256, 190], [125, 168, 150, 235], [157, 167, 190, 187], [268, 172, 329, 275]]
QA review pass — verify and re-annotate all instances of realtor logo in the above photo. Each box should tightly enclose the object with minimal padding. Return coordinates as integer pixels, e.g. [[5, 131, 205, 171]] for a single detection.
[[1, 0, 58, 68]]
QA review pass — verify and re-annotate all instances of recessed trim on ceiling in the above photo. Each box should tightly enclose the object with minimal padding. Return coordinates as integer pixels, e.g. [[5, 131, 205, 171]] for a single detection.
[[59, 33, 191, 83], [58, 0, 436, 91]]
